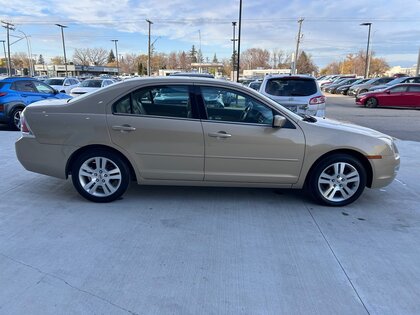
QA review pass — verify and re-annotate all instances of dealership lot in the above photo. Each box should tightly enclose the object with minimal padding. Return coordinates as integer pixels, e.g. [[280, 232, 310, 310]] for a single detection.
[[1, 96, 420, 314]]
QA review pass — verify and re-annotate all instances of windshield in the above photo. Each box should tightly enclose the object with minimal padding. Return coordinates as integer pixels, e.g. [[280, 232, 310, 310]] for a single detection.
[[45, 79, 64, 86], [265, 78, 317, 96], [386, 77, 406, 86], [80, 80, 103, 88]]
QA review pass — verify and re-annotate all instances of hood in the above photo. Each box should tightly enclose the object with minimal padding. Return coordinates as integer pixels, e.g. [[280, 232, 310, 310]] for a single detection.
[[313, 117, 391, 139]]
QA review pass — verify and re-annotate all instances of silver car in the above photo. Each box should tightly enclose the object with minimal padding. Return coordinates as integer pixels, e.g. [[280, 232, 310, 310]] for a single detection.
[[259, 74, 326, 117], [16, 77, 400, 206]]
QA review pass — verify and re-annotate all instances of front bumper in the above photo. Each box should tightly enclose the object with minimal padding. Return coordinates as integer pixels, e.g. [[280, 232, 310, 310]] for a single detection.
[[370, 153, 400, 189]]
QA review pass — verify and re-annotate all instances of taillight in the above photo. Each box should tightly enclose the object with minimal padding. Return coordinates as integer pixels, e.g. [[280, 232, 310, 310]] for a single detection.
[[20, 112, 34, 137], [0, 104, 4, 112], [0, 92, 7, 97], [309, 96, 325, 105]]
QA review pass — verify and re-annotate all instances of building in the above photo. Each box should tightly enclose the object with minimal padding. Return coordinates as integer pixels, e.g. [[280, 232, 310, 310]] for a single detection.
[[385, 65, 418, 77], [242, 68, 291, 78], [34, 64, 119, 77]]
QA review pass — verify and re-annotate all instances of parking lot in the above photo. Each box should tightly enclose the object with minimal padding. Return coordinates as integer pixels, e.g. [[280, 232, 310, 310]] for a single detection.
[[1, 96, 420, 314]]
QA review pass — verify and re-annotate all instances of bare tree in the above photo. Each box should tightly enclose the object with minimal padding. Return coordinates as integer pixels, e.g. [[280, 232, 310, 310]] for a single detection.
[[240, 48, 270, 70], [50, 56, 64, 65], [73, 48, 108, 66], [167, 51, 178, 69]]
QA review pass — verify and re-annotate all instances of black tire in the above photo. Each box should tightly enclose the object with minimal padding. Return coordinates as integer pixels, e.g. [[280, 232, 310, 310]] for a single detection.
[[8, 107, 24, 131], [365, 97, 378, 108], [307, 154, 367, 207], [71, 149, 130, 202]]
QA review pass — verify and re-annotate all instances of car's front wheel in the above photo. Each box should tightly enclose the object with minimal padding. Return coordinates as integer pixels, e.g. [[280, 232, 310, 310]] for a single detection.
[[366, 97, 378, 108], [308, 154, 367, 206], [71, 150, 130, 202]]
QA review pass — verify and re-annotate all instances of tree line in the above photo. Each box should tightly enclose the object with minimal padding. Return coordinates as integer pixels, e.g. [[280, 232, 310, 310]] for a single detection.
[[1, 46, 390, 77]]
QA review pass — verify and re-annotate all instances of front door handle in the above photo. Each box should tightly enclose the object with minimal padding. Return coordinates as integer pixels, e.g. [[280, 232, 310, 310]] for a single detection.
[[112, 124, 136, 132], [208, 131, 232, 138]]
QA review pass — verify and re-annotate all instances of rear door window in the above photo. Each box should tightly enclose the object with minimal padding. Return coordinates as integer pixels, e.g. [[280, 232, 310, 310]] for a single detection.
[[113, 85, 194, 119], [11, 80, 37, 92], [265, 78, 317, 96]]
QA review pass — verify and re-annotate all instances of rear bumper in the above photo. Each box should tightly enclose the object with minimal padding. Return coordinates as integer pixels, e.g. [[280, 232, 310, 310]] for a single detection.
[[15, 137, 74, 179]]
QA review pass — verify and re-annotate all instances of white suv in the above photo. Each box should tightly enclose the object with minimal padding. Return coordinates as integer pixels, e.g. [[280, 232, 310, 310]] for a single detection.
[[44, 77, 80, 94], [259, 74, 326, 117]]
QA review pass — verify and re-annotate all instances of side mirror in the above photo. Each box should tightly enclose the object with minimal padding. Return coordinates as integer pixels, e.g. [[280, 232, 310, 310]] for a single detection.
[[273, 115, 287, 128], [53, 88, 59, 94], [385, 90, 391, 94]]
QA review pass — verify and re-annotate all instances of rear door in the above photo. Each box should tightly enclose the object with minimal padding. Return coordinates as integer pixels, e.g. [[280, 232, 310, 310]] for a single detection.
[[405, 85, 420, 107], [198, 85, 305, 184], [107, 84, 205, 181]]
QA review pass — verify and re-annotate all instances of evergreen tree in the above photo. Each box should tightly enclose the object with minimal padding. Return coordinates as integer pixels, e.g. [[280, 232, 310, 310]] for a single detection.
[[189, 45, 197, 63], [212, 53, 218, 63], [107, 49, 116, 63], [37, 54, 45, 64]]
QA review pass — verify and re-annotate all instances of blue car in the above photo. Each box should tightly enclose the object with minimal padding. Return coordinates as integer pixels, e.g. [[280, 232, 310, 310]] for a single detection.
[[0, 77, 71, 130]]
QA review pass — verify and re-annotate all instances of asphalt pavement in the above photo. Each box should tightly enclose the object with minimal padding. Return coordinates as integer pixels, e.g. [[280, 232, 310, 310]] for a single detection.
[[326, 94, 420, 142], [1, 129, 420, 315]]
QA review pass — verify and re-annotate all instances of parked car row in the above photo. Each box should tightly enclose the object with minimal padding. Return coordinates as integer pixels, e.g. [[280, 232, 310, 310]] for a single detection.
[[0, 76, 116, 130], [317, 74, 420, 109]]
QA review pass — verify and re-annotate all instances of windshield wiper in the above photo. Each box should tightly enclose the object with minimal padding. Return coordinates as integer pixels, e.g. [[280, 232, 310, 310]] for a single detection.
[[300, 114, 317, 122]]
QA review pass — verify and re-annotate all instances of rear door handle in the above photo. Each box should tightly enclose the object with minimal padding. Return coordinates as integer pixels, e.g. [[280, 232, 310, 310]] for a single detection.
[[112, 124, 136, 132], [208, 131, 232, 138]]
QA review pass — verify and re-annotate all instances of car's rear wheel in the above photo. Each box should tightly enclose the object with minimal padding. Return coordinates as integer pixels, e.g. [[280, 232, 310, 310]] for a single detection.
[[71, 150, 130, 202], [366, 97, 378, 108], [8, 107, 23, 130], [308, 154, 367, 206]]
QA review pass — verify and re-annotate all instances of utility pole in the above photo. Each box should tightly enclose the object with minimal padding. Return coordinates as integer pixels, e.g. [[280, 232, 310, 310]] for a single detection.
[[360, 22, 372, 78], [0, 40, 7, 76], [416, 48, 420, 76], [2, 21, 15, 76], [236, 0, 242, 82], [292, 18, 304, 75], [55, 24, 68, 76], [111, 39, 119, 75], [17, 30, 33, 76], [146, 19, 153, 76], [231, 22, 238, 81]]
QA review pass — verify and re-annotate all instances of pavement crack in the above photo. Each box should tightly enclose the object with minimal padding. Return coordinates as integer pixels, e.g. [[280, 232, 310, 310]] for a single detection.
[[0, 252, 139, 315], [304, 206, 371, 315]]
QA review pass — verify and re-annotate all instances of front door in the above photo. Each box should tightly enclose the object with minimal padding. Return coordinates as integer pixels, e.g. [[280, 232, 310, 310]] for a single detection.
[[380, 85, 408, 107], [107, 84, 204, 181], [198, 86, 305, 184]]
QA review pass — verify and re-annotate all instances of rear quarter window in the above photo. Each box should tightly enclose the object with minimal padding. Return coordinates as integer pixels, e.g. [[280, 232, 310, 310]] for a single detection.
[[265, 78, 317, 96]]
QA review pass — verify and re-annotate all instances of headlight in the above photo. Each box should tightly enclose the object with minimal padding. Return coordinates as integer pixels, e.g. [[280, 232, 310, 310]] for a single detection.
[[379, 137, 399, 155]]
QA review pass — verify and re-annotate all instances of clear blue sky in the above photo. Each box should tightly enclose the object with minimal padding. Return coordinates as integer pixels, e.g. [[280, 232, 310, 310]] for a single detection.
[[1, 0, 419, 68]]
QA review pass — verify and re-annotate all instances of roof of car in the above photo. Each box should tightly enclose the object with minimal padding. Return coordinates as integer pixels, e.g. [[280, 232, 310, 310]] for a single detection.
[[2, 76, 37, 82], [265, 74, 315, 79]]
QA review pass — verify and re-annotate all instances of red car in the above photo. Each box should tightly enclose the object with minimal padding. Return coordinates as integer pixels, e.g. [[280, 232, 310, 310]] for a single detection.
[[356, 83, 420, 108]]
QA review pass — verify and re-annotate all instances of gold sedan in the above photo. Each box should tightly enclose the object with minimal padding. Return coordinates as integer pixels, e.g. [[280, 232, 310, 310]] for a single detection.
[[15, 77, 400, 206]]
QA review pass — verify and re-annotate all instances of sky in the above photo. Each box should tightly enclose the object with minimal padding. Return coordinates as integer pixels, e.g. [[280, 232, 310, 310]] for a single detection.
[[0, 0, 419, 69]]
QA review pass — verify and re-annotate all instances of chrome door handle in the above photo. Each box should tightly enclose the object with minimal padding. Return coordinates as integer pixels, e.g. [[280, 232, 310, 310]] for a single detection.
[[112, 125, 136, 132], [208, 132, 232, 138]]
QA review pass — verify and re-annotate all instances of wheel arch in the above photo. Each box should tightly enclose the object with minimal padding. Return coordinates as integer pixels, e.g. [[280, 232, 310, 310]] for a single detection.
[[305, 149, 373, 188], [66, 144, 137, 182]]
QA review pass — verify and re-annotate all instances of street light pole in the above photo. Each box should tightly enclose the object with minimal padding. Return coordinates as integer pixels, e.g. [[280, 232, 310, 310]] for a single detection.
[[236, 0, 242, 82], [146, 19, 153, 76], [231, 22, 237, 81], [17, 30, 33, 76], [360, 22, 372, 78], [111, 39, 119, 75], [292, 18, 304, 75], [55, 24, 68, 76]]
